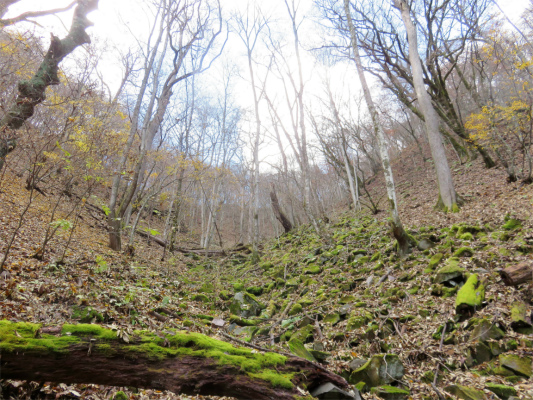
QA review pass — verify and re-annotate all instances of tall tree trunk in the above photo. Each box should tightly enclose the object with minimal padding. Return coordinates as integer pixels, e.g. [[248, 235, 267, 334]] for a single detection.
[[270, 183, 293, 233], [344, 0, 412, 254], [395, 0, 459, 212]]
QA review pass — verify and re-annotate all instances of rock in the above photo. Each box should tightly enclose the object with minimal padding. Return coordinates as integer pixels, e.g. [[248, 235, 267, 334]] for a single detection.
[[349, 354, 404, 387], [434, 257, 464, 285], [310, 382, 360, 400], [246, 286, 263, 296], [309, 349, 330, 363], [499, 353, 532, 377], [339, 304, 352, 316], [370, 385, 410, 400], [288, 303, 303, 316], [349, 358, 367, 371], [417, 239, 435, 251], [510, 302, 533, 334], [470, 319, 505, 342], [428, 253, 444, 269], [191, 294, 209, 302], [485, 383, 517, 400], [229, 292, 265, 318], [232, 325, 258, 341], [323, 313, 341, 325], [211, 318, 225, 328], [304, 264, 322, 274], [292, 325, 314, 343], [453, 246, 474, 257], [288, 338, 316, 362], [444, 385, 487, 400], [456, 274, 485, 318], [340, 295, 356, 305], [473, 341, 493, 364]]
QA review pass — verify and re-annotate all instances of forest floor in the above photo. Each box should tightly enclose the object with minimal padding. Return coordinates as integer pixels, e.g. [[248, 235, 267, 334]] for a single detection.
[[0, 147, 532, 400]]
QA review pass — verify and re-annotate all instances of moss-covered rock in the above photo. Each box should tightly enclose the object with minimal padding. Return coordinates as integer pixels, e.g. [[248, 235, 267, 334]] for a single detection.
[[499, 353, 532, 377], [192, 294, 209, 303], [456, 274, 485, 317], [434, 257, 464, 284], [71, 306, 104, 323], [348, 354, 404, 387], [510, 302, 533, 334], [113, 391, 128, 400], [229, 292, 265, 318], [485, 383, 517, 400], [469, 319, 505, 342], [428, 253, 444, 270], [246, 286, 264, 296], [370, 385, 410, 400], [288, 303, 303, 316], [303, 264, 322, 275], [444, 385, 486, 400], [502, 217, 521, 231], [453, 246, 474, 257], [288, 338, 315, 362]]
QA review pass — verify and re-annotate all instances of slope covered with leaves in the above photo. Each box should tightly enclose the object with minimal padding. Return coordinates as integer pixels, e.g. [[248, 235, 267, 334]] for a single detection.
[[0, 154, 532, 400]]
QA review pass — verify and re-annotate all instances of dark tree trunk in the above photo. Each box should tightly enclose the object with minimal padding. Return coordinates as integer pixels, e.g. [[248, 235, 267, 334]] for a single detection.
[[0, 0, 98, 171], [270, 183, 293, 233], [0, 321, 349, 400]]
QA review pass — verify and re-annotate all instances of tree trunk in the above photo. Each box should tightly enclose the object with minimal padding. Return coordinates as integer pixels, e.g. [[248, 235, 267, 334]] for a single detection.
[[344, 0, 412, 255], [0, 321, 349, 400], [396, 0, 459, 212], [270, 183, 293, 233], [499, 262, 532, 286]]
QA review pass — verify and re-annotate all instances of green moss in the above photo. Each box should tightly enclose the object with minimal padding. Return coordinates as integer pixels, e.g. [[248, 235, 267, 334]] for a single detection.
[[62, 324, 117, 340], [303, 264, 321, 274], [502, 217, 521, 231], [288, 338, 315, 362], [233, 282, 245, 291], [113, 391, 128, 400], [288, 303, 303, 316], [371, 385, 410, 394], [459, 232, 474, 241], [249, 370, 294, 389], [72, 306, 104, 323], [455, 274, 484, 311], [485, 383, 517, 399], [453, 246, 474, 257], [246, 286, 263, 296], [428, 253, 444, 269]]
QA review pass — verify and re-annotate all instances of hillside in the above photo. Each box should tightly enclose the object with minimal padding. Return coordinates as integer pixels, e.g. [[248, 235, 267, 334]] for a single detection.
[[0, 153, 532, 400]]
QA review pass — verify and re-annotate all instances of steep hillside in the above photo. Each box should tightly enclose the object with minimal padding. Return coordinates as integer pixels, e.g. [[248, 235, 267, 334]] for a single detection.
[[0, 155, 532, 400]]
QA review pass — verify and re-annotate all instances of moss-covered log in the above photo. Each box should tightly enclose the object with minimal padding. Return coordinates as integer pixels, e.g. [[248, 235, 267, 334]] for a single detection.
[[0, 321, 348, 399], [0, 0, 98, 171]]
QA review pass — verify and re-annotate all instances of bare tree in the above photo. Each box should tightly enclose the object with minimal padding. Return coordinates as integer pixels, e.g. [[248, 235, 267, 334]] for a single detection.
[[394, 0, 459, 211]]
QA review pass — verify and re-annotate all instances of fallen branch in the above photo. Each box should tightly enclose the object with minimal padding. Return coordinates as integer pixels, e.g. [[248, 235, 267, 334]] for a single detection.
[[0, 321, 348, 400]]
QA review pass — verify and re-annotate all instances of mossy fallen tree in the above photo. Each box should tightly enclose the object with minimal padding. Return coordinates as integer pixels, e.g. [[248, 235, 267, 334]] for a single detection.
[[0, 320, 348, 399]]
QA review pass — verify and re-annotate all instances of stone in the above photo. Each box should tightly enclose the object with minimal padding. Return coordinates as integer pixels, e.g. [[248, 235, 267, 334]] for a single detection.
[[288, 338, 316, 362], [229, 292, 265, 318], [370, 385, 410, 400], [456, 274, 485, 318], [349, 358, 367, 371], [499, 354, 532, 377], [309, 349, 330, 363], [349, 354, 404, 387], [418, 239, 435, 251], [310, 382, 360, 400], [323, 313, 341, 325], [473, 341, 493, 364], [485, 383, 517, 400], [470, 319, 505, 342], [444, 385, 486, 400], [510, 302, 533, 334], [434, 257, 464, 285]]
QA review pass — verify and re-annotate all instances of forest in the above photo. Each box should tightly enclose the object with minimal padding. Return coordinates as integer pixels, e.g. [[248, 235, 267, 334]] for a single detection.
[[0, 0, 532, 399]]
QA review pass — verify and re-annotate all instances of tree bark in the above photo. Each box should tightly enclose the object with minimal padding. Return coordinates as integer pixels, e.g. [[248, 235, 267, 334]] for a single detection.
[[0, 321, 349, 400], [344, 0, 412, 255], [0, 0, 98, 172], [270, 183, 293, 233], [499, 262, 532, 286], [395, 0, 459, 212]]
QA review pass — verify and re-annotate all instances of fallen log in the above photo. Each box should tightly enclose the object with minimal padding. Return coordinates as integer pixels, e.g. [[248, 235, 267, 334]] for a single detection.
[[135, 230, 225, 256], [0, 321, 349, 400], [499, 262, 532, 286]]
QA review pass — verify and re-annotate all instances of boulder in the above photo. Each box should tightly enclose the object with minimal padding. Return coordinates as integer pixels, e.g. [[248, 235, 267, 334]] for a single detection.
[[434, 257, 464, 285], [310, 382, 360, 400], [370, 385, 410, 400], [510, 302, 533, 334], [485, 383, 517, 400], [456, 274, 485, 318], [470, 319, 505, 342], [229, 292, 265, 318], [444, 385, 487, 400], [499, 354, 532, 377], [349, 354, 404, 387]]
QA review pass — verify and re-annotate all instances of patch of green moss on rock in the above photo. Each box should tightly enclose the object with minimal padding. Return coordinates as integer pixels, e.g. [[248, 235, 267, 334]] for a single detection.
[[453, 246, 474, 257], [288, 338, 315, 362], [113, 391, 128, 400], [370, 385, 410, 400], [444, 385, 486, 400], [288, 303, 303, 316], [455, 274, 485, 315], [192, 294, 210, 303], [485, 383, 517, 399], [303, 264, 322, 275], [434, 257, 464, 284], [499, 353, 532, 377]]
